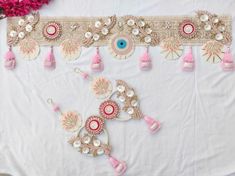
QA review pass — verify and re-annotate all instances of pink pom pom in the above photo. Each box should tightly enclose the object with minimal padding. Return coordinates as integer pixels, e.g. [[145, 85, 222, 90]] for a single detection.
[[221, 47, 234, 71], [4, 47, 16, 70], [91, 47, 103, 72], [139, 47, 152, 71], [81, 72, 89, 79], [53, 104, 60, 112], [144, 116, 161, 134], [182, 47, 195, 72], [109, 156, 127, 176], [44, 46, 56, 70]]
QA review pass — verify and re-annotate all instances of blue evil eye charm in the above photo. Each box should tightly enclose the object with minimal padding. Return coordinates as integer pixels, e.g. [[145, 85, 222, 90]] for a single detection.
[[117, 39, 127, 49]]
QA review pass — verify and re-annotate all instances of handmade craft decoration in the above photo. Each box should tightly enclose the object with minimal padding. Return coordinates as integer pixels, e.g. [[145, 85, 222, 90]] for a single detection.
[[6, 10, 233, 71], [47, 69, 161, 175]]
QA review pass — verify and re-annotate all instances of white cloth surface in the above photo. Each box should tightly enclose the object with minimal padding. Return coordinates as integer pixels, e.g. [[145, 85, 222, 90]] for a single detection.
[[1, 0, 235, 176]]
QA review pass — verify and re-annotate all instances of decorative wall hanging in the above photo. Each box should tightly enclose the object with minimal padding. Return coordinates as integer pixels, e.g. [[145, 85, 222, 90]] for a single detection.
[[6, 10, 233, 71], [47, 69, 161, 175]]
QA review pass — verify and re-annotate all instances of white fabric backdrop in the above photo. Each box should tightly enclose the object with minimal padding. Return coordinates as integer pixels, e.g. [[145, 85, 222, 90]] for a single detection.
[[1, 0, 235, 175]]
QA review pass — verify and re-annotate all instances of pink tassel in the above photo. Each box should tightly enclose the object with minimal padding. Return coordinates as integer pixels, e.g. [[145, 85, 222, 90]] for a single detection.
[[108, 156, 127, 176], [44, 46, 56, 70], [221, 47, 234, 71], [144, 116, 161, 134], [53, 104, 60, 112], [139, 47, 152, 71], [91, 47, 103, 72], [182, 47, 195, 72], [4, 46, 16, 70]]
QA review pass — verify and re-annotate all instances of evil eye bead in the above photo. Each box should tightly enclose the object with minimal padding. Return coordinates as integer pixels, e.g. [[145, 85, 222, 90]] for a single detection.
[[27, 15, 35, 23], [93, 34, 100, 41], [144, 36, 152, 43], [85, 32, 92, 39], [85, 116, 104, 135], [118, 96, 126, 102], [127, 107, 134, 115], [101, 27, 109, 35], [73, 140, 81, 148], [83, 136, 91, 144], [200, 14, 209, 22], [25, 24, 33, 32], [126, 90, 134, 97], [127, 19, 135, 26], [18, 32, 25, 39], [9, 30, 17, 37], [97, 148, 104, 155], [138, 20, 145, 27], [131, 99, 138, 107], [82, 147, 90, 154], [117, 85, 125, 92], [95, 21, 102, 28], [132, 28, 139, 35], [204, 24, 211, 31], [18, 19, 25, 26], [146, 28, 152, 34], [99, 100, 120, 120], [93, 139, 101, 147], [215, 33, 223, 41]]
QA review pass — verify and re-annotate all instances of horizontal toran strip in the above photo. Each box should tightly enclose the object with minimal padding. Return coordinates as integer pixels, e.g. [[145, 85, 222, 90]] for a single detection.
[[4, 11, 234, 71]]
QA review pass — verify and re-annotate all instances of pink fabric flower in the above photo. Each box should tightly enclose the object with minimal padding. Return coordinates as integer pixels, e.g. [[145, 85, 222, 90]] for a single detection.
[[0, 0, 50, 17]]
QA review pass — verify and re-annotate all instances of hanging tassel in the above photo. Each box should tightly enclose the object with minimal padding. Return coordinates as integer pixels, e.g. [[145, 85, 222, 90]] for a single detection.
[[221, 47, 234, 71], [44, 46, 56, 70], [108, 155, 127, 176], [4, 46, 16, 70], [182, 46, 195, 72], [91, 47, 103, 72], [144, 116, 161, 134], [139, 46, 152, 71]]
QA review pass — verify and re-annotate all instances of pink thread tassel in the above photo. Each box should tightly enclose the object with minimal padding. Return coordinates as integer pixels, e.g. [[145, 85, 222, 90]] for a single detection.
[[221, 47, 234, 71], [44, 46, 56, 70], [91, 47, 103, 72], [139, 47, 152, 71], [4, 46, 16, 70], [144, 116, 161, 134], [182, 47, 195, 72], [108, 156, 127, 176]]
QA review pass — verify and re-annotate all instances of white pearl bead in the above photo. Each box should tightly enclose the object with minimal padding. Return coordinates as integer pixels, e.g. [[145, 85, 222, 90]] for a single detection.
[[18, 19, 25, 26], [27, 15, 34, 23], [138, 20, 145, 27], [82, 147, 90, 154], [204, 24, 211, 31], [119, 96, 126, 102], [200, 14, 209, 22], [9, 30, 17, 37], [93, 139, 101, 147], [127, 107, 134, 115], [144, 36, 151, 43], [104, 18, 111, 26], [18, 32, 25, 39], [126, 90, 134, 97], [85, 32, 92, 39], [132, 28, 139, 35], [117, 85, 125, 92], [215, 33, 223, 41], [218, 25, 225, 32], [127, 19, 135, 26], [101, 27, 109, 35], [97, 148, 104, 155], [131, 100, 138, 107], [83, 136, 91, 144], [25, 24, 33, 32], [213, 18, 219, 24], [95, 21, 102, 28], [146, 28, 152, 34], [93, 34, 100, 41], [73, 140, 81, 148]]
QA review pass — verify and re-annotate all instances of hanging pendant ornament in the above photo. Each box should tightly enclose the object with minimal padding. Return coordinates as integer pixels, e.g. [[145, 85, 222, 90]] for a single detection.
[[44, 46, 56, 70], [91, 47, 104, 72], [4, 46, 16, 70], [182, 47, 195, 72], [139, 46, 152, 71], [201, 40, 224, 63], [160, 37, 183, 60], [60, 39, 81, 61], [19, 38, 40, 60], [108, 32, 134, 59], [91, 77, 113, 99], [221, 47, 234, 71]]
